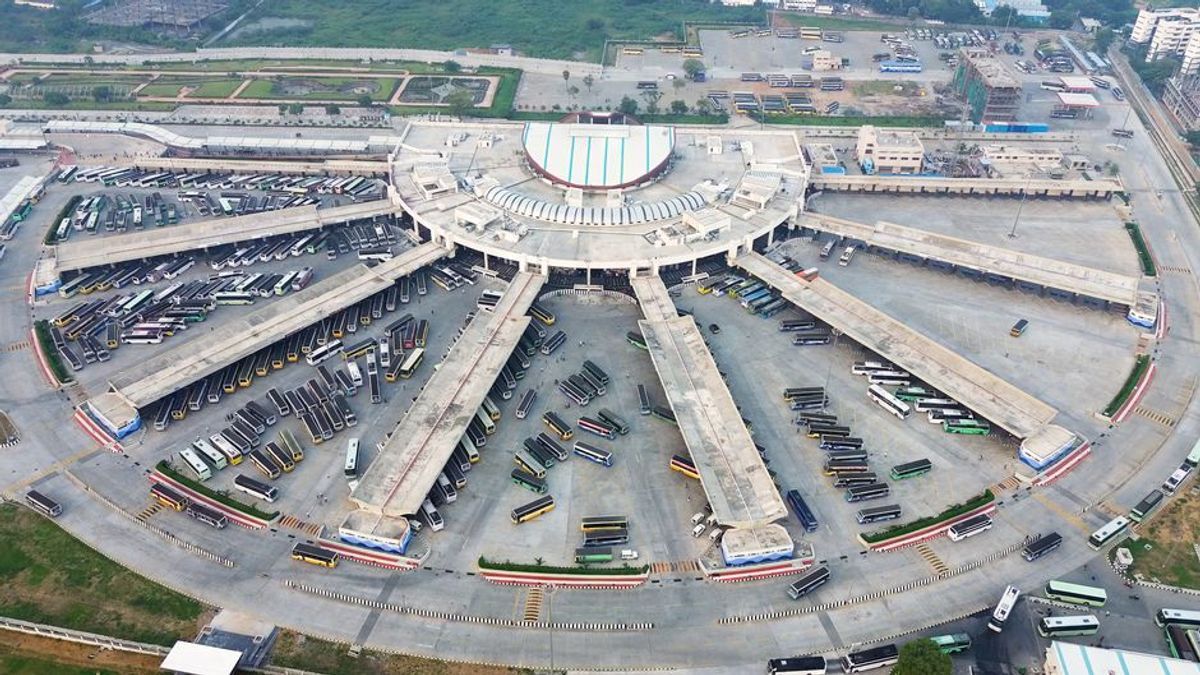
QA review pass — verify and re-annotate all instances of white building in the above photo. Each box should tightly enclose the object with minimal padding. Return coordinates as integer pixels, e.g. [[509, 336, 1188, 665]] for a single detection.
[[780, 0, 817, 11], [1044, 641, 1200, 675], [1130, 7, 1200, 75], [855, 126, 925, 175]]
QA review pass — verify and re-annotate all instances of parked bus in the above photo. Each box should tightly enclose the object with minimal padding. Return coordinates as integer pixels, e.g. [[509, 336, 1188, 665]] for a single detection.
[[186, 502, 228, 529], [582, 360, 610, 385], [178, 447, 212, 481], [578, 415, 616, 440], [1038, 615, 1099, 638], [987, 585, 1021, 632], [841, 644, 898, 673], [890, 458, 931, 480], [543, 411, 573, 440], [151, 483, 189, 511], [192, 438, 228, 470], [943, 419, 991, 435], [573, 441, 613, 467], [626, 331, 647, 350], [511, 467, 548, 493], [305, 339, 343, 366], [786, 489, 818, 532], [856, 504, 902, 524], [535, 433, 569, 461], [580, 515, 628, 531], [1157, 608, 1200, 629], [249, 449, 281, 479], [234, 474, 278, 502], [670, 453, 700, 480], [866, 384, 912, 419], [947, 514, 993, 542], [766, 656, 827, 674], [1130, 489, 1164, 523], [515, 390, 537, 419], [576, 547, 614, 563], [481, 396, 501, 421], [1045, 580, 1107, 607], [291, 542, 339, 568], [928, 633, 972, 655], [529, 302, 556, 326], [514, 450, 547, 478], [845, 482, 889, 502], [637, 384, 651, 415], [787, 565, 830, 600], [344, 438, 360, 478], [511, 495, 556, 524], [398, 348, 424, 379], [25, 489, 62, 517], [1088, 516, 1129, 549], [1023, 532, 1063, 562], [652, 405, 676, 425]]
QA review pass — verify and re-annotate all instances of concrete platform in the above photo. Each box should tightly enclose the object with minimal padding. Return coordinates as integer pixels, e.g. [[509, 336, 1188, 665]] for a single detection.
[[631, 275, 786, 529], [351, 270, 544, 518], [54, 200, 401, 273], [734, 252, 1058, 439], [107, 242, 445, 409], [800, 213, 1140, 306], [808, 173, 1123, 198], [126, 156, 389, 177]]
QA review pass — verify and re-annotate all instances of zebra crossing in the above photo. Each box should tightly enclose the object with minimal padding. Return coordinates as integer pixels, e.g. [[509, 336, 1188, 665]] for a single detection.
[[2, 340, 30, 352], [522, 587, 544, 622], [136, 502, 162, 522], [915, 544, 949, 576], [1159, 264, 1192, 274], [649, 560, 701, 574], [278, 514, 323, 536], [1135, 405, 1176, 428], [992, 475, 1021, 492]]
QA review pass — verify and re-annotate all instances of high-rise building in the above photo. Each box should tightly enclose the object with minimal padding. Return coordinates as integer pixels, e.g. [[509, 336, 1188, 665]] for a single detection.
[[952, 52, 1021, 123], [1130, 8, 1200, 75]]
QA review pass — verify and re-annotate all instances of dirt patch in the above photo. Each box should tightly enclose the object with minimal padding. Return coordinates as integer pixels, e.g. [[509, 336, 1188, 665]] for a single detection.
[[1128, 490, 1200, 589], [0, 630, 163, 674], [270, 630, 519, 675], [396, 76, 490, 106], [275, 78, 379, 97]]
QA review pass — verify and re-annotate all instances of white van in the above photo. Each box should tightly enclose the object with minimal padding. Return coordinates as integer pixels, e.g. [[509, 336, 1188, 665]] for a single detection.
[[692, 523, 707, 537], [709, 528, 724, 543], [620, 549, 639, 561], [691, 512, 706, 525]]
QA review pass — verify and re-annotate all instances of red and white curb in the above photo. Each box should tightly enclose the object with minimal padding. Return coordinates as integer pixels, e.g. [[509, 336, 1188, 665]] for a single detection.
[[861, 501, 998, 552], [701, 556, 816, 583], [148, 472, 271, 529], [73, 407, 123, 453], [316, 539, 421, 571], [1155, 300, 1168, 341], [30, 328, 61, 389], [1111, 361, 1156, 424], [1033, 441, 1092, 487], [479, 569, 648, 589]]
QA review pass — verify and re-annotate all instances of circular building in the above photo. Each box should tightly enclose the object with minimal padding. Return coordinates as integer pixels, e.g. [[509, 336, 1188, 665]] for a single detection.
[[521, 112, 675, 191]]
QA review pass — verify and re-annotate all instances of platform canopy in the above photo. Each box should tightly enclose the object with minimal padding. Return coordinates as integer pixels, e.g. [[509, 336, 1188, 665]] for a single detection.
[[160, 641, 241, 675], [522, 121, 674, 190], [1056, 92, 1099, 108]]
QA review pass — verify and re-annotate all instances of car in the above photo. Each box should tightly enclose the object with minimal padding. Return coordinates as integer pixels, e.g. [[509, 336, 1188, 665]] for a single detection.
[[708, 323, 721, 334], [691, 511, 706, 525], [620, 549, 639, 560], [692, 523, 707, 537]]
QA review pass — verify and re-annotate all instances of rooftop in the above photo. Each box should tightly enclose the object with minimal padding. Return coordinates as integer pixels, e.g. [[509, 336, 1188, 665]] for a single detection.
[[962, 52, 1020, 89], [522, 120, 675, 190]]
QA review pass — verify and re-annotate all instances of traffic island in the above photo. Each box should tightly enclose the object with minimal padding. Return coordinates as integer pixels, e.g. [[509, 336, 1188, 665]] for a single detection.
[[477, 556, 649, 589], [698, 554, 816, 583], [859, 490, 996, 552], [32, 321, 73, 387], [1104, 354, 1154, 424], [315, 538, 424, 571]]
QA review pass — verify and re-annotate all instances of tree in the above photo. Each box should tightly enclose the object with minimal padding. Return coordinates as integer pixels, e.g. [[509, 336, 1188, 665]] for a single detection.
[[278, 104, 288, 115], [618, 95, 638, 115], [893, 639, 951, 675], [1048, 9, 1074, 29], [695, 97, 713, 115], [0, 94, 11, 107], [443, 60, 461, 73], [582, 74, 595, 97], [1187, 130, 1200, 147], [287, 103, 304, 115], [1094, 28, 1114, 53], [586, 17, 605, 31], [325, 104, 341, 115], [445, 88, 476, 118], [641, 88, 663, 115], [43, 91, 70, 107], [356, 93, 373, 107], [907, 6, 921, 20], [562, 69, 571, 94], [92, 85, 112, 103], [567, 85, 580, 101], [670, 99, 689, 114], [672, 78, 685, 94], [682, 58, 705, 80]]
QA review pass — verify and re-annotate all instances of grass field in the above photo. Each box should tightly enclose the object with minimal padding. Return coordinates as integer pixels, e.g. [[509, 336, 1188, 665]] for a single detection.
[[0, 648, 124, 675], [774, 12, 906, 31], [139, 77, 244, 98], [269, 631, 519, 675], [0, 503, 207, 646], [1125, 491, 1200, 589], [225, 0, 764, 61]]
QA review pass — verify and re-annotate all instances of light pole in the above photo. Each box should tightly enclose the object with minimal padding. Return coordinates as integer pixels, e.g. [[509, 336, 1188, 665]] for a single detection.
[[1008, 176, 1031, 239]]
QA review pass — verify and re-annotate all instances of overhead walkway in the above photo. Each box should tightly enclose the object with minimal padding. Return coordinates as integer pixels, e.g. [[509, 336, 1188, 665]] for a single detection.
[[808, 173, 1123, 198], [630, 275, 787, 530], [126, 156, 389, 177], [54, 200, 401, 273], [800, 213, 1140, 307], [735, 252, 1059, 438], [351, 271, 544, 518], [106, 242, 445, 410]]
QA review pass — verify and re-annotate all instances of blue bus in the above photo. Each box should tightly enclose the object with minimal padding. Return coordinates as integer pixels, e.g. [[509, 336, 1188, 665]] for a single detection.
[[786, 489, 818, 532]]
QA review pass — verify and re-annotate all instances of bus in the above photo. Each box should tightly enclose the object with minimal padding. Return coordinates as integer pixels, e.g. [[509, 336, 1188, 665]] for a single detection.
[[1164, 625, 1199, 661], [529, 302, 556, 326], [481, 396, 501, 421], [399, 348, 425, 379], [474, 408, 497, 435], [867, 384, 911, 420], [192, 438, 228, 470], [948, 514, 993, 541], [787, 565, 830, 600], [627, 331, 647, 350], [943, 419, 991, 435], [929, 633, 972, 655], [264, 442, 296, 472], [573, 441, 613, 467], [514, 450, 547, 478], [305, 339, 343, 366], [670, 454, 700, 480], [1188, 440, 1200, 468], [834, 473, 879, 488], [1130, 489, 1164, 523], [421, 499, 444, 531], [987, 585, 1021, 632], [179, 447, 212, 481], [914, 398, 961, 412], [890, 458, 931, 480], [857, 504, 902, 524], [845, 483, 889, 502], [543, 411, 573, 441], [249, 449, 281, 479], [637, 384, 651, 415], [343, 438, 360, 478], [1157, 608, 1200, 629], [541, 330, 567, 356], [151, 483, 189, 511], [536, 433, 569, 461], [824, 459, 869, 475], [580, 515, 628, 532], [515, 390, 537, 419], [415, 319, 429, 348], [1038, 615, 1100, 638], [559, 380, 590, 406], [234, 474, 278, 502], [583, 360, 610, 385], [291, 542, 339, 568], [1023, 532, 1063, 562], [582, 528, 628, 547], [25, 489, 62, 517], [578, 416, 616, 440], [1088, 516, 1129, 549], [1045, 580, 1107, 607], [894, 386, 940, 402], [576, 547, 614, 563], [186, 502, 228, 529], [652, 405, 676, 425], [766, 656, 827, 674], [838, 246, 856, 266], [511, 468, 548, 493], [841, 644, 898, 673]]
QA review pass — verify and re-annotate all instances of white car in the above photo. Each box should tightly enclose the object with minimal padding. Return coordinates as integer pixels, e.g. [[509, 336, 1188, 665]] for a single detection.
[[692, 523, 707, 538]]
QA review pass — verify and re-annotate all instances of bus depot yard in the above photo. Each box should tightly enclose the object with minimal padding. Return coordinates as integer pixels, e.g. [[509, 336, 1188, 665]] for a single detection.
[[0, 33, 1196, 672]]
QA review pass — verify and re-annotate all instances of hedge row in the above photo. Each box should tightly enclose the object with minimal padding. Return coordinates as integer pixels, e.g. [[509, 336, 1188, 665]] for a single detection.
[[1102, 354, 1150, 418], [1124, 222, 1157, 277], [862, 489, 994, 544], [478, 556, 648, 576], [44, 194, 81, 245], [155, 460, 279, 521], [32, 320, 74, 385], [751, 113, 948, 128]]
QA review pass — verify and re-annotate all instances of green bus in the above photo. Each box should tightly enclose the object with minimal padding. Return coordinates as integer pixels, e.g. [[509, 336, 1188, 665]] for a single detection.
[[575, 547, 614, 564], [943, 419, 991, 435], [929, 633, 972, 654], [890, 458, 932, 480], [1045, 580, 1107, 607], [627, 331, 647, 350]]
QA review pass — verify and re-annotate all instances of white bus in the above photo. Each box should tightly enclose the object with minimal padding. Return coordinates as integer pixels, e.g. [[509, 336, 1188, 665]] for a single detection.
[[191, 438, 228, 470], [344, 438, 360, 478], [306, 339, 343, 366], [838, 246, 856, 266], [867, 384, 911, 420], [421, 498, 444, 531], [209, 434, 243, 465], [1088, 516, 1129, 549], [234, 474, 278, 502], [987, 585, 1021, 632], [475, 408, 497, 435], [948, 513, 992, 541], [178, 447, 212, 481], [516, 389, 537, 419]]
